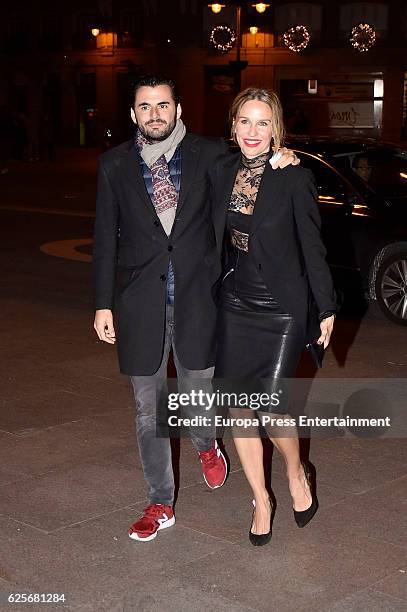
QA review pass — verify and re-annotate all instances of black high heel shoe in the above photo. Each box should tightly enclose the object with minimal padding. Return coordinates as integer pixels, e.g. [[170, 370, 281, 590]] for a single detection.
[[293, 461, 318, 528], [249, 498, 273, 546]]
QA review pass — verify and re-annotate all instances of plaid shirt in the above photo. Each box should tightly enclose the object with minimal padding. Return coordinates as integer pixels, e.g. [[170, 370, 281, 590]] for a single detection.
[[138, 144, 181, 305]]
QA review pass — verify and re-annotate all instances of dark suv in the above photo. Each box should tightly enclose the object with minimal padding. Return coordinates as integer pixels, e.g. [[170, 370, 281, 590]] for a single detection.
[[286, 138, 407, 325]]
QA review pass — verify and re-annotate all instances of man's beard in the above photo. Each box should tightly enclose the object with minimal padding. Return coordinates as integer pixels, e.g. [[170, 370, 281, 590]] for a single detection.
[[138, 118, 176, 142]]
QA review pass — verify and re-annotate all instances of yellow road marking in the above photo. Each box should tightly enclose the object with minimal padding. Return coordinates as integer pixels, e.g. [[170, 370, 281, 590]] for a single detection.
[[40, 239, 93, 263]]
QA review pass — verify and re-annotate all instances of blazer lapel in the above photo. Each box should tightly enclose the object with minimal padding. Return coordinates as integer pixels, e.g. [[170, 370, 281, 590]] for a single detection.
[[218, 152, 241, 214], [176, 135, 201, 215], [250, 161, 287, 236], [213, 152, 241, 250]]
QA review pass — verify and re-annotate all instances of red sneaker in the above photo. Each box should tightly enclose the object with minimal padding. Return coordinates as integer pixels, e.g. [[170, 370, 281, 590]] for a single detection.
[[198, 440, 227, 489], [128, 504, 175, 542]]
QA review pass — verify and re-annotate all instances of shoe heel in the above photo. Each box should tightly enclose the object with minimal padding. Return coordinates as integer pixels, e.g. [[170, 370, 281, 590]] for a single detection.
[[293, 461, 318, 528], [249, 497, 273, 546]]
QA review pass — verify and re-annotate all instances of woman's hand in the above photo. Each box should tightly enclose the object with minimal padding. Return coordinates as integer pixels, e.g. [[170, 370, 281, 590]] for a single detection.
[[317, 315, 335, 349], [270, 147, 300, 169]]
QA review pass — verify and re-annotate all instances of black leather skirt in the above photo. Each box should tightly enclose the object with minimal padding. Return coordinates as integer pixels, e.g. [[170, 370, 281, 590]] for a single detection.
[[214, 251, 305, 414], [216, 287, 304, 374]]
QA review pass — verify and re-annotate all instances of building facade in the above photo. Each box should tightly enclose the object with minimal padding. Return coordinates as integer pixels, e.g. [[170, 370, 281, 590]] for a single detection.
[[0, 0, 406, 147]]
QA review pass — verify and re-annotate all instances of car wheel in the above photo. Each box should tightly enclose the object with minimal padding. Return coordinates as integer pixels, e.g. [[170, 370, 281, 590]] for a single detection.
[[375, 251, 407, 325]]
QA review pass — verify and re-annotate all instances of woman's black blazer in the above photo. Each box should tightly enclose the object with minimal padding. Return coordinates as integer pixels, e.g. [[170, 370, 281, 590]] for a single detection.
[[212, 151, 337, 341]]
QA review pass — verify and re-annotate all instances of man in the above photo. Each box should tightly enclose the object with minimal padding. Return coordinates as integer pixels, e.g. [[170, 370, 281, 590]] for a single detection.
[[352, 154, 373, 184], [93, 75, 297, 542]]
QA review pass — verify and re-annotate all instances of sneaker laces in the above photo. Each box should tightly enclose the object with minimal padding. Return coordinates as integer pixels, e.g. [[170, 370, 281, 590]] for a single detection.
[[199, 447, 218, 469], [129, 504, 169, 533], [143, 504, 168, 519]]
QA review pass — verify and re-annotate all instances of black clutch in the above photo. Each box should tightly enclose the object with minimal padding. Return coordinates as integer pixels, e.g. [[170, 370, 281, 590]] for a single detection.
[[306, 340, 325, 369]]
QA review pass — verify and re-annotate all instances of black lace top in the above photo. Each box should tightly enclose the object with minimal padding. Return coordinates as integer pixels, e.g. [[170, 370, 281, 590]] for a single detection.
[[228, 152, 269, 215]]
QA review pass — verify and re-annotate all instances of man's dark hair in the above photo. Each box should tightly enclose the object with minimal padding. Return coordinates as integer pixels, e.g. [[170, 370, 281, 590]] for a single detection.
[[132, 75, 180, 106], [352, 153, 369, 168]]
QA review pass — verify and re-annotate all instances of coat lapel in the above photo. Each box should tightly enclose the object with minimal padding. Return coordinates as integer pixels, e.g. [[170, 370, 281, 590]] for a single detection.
[[121, 144, 159, 217], [218, 152, 241, 215], [214, 152, 288, 247], [213, 152, 241, 250], [176, 135, 201, 215], [250, 161, 287, 236]]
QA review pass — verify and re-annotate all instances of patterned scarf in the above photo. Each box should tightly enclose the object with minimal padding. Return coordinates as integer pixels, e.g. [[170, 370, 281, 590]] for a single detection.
[[136, 120, 185, 236]]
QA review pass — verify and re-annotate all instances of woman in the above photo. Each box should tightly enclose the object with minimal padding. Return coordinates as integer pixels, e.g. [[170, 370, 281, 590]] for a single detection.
[[213, 88, 336, 546]]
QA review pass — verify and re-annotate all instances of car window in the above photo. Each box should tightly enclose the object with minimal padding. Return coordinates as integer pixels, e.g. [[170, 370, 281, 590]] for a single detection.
[[349, 148, 407, 199], [322, 147, 407, 201], [295, 152, 348, 198]]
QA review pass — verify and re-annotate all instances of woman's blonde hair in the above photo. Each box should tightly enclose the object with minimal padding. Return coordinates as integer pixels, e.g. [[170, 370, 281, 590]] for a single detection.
[[229, 87, 285, 151]]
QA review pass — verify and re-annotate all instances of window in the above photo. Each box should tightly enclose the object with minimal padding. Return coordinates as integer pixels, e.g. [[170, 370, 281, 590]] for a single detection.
[[274, 3, 322, 43], [39, 14, 61, 50], [297, 153, 349, 197], [8, 13, 28, 36], [119, 10, 143, 46], [350, 148, 407, 200], [73, 12, 98, 49], [41, 14, 60, 35], [402, 71, 407, 140], [310, 146, 407, 203], [6, 12, 30, 53], [339, 2, 388, 36], [75, 12, 98, 36]]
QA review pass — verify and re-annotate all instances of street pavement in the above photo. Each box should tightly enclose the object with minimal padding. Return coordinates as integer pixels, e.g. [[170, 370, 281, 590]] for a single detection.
[[1, 149, 406, 611]]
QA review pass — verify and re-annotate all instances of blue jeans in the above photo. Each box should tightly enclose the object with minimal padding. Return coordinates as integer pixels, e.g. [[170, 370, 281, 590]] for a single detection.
[[130, 304, 215, 506]]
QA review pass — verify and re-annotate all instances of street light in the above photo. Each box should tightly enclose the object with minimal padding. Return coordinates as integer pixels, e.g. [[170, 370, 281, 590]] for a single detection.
[[253, 3, 270, 13], [210, 2, 271, 15], [90, 26, 117, 55], [208, 3, 225, 12], [208, 2, 270, 74]]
